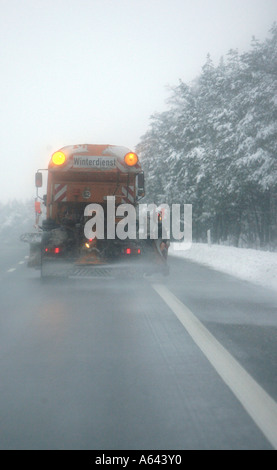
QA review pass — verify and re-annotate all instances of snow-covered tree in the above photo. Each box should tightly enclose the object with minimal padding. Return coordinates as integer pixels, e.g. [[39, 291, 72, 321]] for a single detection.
[[137, 24, 277, 248]]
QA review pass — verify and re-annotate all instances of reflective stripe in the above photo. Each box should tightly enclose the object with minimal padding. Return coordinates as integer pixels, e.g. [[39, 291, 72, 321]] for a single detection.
[[121, 185, 135, 204], [54, 184, 67, 202]]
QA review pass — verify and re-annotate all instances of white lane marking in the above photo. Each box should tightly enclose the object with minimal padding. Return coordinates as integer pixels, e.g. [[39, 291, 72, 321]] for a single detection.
[[152, 283, 277, 450], [18, 261, 25, 265], [24, 256, 29, 259], [7, 268, 16, 273]]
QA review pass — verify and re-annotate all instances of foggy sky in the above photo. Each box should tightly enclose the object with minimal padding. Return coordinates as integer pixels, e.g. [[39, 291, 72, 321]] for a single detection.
[[0, 0, 276, 202]]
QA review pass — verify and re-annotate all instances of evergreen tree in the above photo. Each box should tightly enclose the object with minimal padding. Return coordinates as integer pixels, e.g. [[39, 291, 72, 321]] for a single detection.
[[137, 24, 277, 248]]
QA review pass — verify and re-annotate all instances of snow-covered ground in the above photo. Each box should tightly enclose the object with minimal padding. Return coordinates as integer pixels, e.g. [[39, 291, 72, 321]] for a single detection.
[[169, 242, 277, 293]]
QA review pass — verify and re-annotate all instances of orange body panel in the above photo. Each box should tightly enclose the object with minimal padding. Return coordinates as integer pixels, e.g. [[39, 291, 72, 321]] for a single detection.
[[46, 144, 141, 221]]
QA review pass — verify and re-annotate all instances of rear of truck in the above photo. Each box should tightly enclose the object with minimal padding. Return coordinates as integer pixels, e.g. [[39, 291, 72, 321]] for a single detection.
[[30, 144, 169, 278]]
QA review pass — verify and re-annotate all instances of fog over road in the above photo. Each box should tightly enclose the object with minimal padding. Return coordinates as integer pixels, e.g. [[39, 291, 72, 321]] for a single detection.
[[0, 244, 277, 450]]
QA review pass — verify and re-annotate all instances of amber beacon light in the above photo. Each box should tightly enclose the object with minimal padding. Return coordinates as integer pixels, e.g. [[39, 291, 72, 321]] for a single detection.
[[52, 151, 66, 166], [124, 152, 138, 166]]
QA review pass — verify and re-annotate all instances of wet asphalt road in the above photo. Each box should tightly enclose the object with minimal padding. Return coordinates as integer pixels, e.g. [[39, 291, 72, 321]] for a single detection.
[[0, 243, 277, 450]]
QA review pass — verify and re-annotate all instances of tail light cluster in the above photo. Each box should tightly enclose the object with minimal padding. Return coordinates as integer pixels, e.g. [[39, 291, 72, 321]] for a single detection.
[[44, 247, 61, 254], [124, 247, 141, 255]]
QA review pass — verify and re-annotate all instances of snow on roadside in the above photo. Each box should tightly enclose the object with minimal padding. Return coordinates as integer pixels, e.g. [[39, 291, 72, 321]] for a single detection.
[[169, 242, 277, 293]]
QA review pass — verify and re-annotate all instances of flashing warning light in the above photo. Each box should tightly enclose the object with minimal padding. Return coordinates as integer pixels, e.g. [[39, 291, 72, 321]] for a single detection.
[[126, 248, 131, 255], [52, 151, 66, 166], [54, 247, 60, 254], [137, 249, 141, 254], [124, 152, 138, 167]]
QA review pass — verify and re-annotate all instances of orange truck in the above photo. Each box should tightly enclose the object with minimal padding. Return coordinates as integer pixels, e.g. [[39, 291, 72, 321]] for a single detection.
[[22, 144, 169, 278]]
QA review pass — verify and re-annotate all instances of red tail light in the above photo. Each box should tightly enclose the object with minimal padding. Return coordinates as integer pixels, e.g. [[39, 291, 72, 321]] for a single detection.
[[45, 247, 61, 254], [124, 247, 141, 255]]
